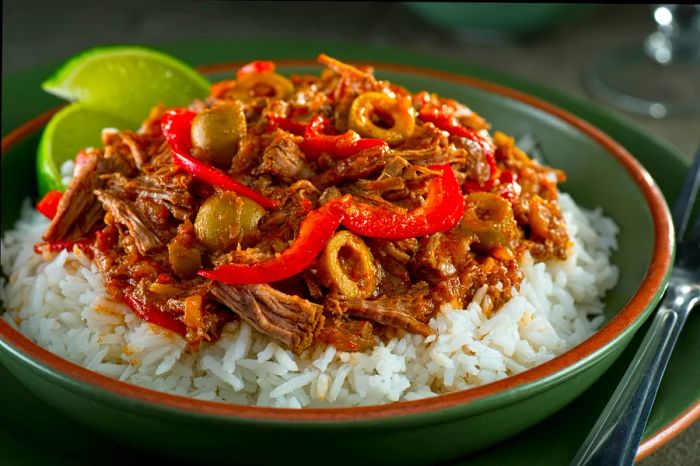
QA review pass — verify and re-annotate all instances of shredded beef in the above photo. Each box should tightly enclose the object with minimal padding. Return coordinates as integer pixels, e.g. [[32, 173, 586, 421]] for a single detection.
[[209, 283, 324, 352], [105, 168, 196, 221], [102, 130, 149, 169], [44, 149, 135, 242], [326, 282, 434, 336], [95, 190, 166, 255], [368, 238, 417, 295], [255, 132, 314, 182], [230, 134, 262, 176], [311, 148, 389, 189]]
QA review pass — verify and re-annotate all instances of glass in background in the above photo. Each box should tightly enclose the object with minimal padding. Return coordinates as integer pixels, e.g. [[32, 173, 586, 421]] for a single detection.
[[585, 4, 700, 119]]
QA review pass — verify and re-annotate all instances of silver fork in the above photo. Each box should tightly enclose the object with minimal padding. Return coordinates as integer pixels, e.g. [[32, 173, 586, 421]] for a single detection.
[[570, 147, 700, 466]]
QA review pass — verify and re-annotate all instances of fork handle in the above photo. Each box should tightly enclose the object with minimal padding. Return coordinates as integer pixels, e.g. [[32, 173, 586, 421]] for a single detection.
[[570, 284, 698, 466]]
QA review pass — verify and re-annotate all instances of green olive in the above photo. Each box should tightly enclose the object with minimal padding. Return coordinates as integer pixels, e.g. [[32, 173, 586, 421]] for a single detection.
[[229, 72, 294, 102], [348, 92, 416, 144], [318, 230, 377, 299], [237, 196, 267, 243], [460, 193, 518, 249], [190, 101, 247, 167], [194, 192, 266, 251]]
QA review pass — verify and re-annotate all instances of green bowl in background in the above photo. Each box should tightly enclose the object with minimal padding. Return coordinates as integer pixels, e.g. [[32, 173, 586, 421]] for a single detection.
[[404, 3, 597, 40], [0, 41, 682, 466]]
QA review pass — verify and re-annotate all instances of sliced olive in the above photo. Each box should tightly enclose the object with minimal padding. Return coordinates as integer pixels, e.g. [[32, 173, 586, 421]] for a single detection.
[[348, 92, 416, 144], [460, 193, 518, 249], [194, 192, 266, 251], [190, 101, 246, 167], [229, 72, 294, 102], [318, 230, 377, 299]]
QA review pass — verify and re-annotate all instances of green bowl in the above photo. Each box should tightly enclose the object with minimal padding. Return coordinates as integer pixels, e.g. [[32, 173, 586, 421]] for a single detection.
[[403, 3, 596, 39], [0, 53, 674, 465]]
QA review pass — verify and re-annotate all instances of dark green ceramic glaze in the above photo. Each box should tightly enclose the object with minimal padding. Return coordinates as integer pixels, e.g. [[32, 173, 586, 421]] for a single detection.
[[0, 41, 692, 466]]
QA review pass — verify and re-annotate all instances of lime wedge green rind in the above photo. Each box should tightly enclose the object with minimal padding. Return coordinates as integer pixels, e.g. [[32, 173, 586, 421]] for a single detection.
[[38, 45, 211, 195], [41, 45, 210, 125], [37, 103, 135, 196]]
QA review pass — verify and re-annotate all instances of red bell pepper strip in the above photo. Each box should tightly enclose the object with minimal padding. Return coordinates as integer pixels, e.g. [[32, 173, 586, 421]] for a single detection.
[[36, 190, 63, 219], [236, 60, 275, 78], [463, 151, 497, 193], [161, 109, 278, 209], [289, 106, 309, 118], [198, 197, 350, 285], [305, 113, 337, 135], [340, 164, 465, 239], [418, 107, 483, 141], [33, 238, 93, 255], [301, 115, 387, 159], [122, 292, 186, 337], [497, 169, 522, 202], [266, 114, 307, 136], [418, 108, 497, 192], [172, 150, 278, 209]]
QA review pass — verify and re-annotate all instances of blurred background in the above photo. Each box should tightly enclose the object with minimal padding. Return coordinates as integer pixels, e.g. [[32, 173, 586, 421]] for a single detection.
[[2, 1, 698, 464]]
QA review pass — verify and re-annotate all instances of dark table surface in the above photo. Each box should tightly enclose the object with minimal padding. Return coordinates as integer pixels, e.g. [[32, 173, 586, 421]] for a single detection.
[[2, 2, 698, 465]]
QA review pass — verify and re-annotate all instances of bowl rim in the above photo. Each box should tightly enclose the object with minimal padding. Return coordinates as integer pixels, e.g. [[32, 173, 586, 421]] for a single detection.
[[0, 59, 674, 424]]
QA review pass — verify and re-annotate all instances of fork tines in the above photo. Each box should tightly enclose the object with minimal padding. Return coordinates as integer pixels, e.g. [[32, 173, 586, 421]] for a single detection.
[[673, 146, 700, 242]]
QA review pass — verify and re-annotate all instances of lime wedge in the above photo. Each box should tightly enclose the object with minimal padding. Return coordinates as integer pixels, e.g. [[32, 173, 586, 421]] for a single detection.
[[42, 45, 210, 124], [37, 104, 134, 196], [38, 46, 210, 195]]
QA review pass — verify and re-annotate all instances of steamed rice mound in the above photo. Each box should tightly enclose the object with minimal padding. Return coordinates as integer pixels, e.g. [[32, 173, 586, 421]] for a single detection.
[[1, 192, 618, 408]]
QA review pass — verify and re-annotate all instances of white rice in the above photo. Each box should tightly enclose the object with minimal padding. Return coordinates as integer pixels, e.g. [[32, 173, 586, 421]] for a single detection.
[[0, 193, 619, 408]]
